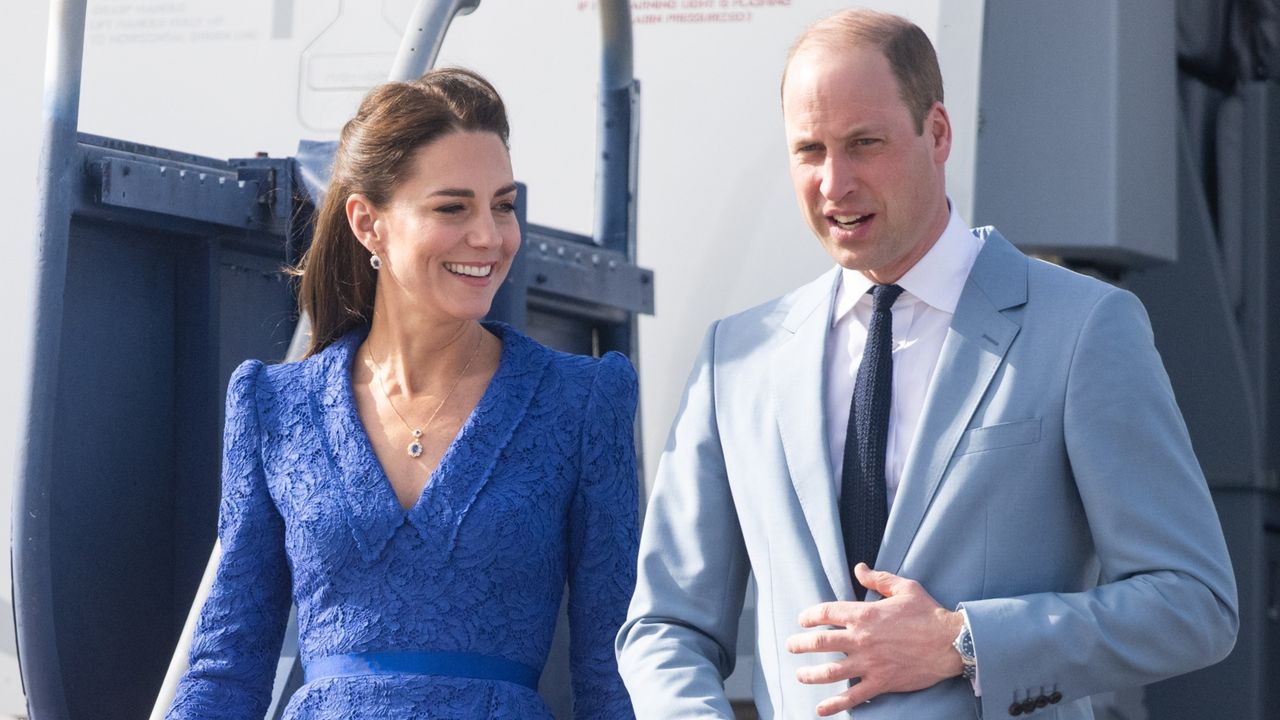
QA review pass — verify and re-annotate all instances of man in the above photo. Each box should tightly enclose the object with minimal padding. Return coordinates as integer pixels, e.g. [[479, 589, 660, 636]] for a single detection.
[[617, 8, 1238, 719]]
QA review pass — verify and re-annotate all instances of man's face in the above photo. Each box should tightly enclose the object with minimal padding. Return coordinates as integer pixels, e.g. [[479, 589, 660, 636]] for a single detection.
[[783, 45, 951, 284]]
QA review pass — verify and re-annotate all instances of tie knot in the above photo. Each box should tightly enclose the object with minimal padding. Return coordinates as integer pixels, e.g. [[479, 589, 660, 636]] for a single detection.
[[870, 284, 904, 313]]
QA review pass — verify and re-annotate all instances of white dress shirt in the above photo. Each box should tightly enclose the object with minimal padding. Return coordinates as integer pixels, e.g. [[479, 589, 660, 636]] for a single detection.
[[824, 202, 984, 510]]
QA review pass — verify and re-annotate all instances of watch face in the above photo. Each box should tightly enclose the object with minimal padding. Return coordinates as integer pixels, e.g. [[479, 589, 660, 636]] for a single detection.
[[954, 628, 976, 661], [953, 627, 977, 681]]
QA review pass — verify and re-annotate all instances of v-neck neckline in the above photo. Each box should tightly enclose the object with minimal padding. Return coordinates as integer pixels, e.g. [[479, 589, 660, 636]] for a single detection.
[[310, 321, 552, 564], [340, 323, 512, 513]]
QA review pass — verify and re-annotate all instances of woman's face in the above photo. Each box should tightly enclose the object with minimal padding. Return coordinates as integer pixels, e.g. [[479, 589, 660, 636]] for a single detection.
[[355, 130, 520, 324]]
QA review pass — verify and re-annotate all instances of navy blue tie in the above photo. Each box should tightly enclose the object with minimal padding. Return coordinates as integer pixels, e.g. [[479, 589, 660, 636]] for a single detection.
[[840, 283, 904, 600]]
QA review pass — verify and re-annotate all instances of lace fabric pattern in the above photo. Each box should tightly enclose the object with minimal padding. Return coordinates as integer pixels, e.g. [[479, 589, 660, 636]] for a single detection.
[[166, 323, 640, 719]]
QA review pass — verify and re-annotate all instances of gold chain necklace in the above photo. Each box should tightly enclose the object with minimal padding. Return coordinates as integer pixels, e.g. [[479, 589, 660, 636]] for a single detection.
[[366, 327, 482, 458]]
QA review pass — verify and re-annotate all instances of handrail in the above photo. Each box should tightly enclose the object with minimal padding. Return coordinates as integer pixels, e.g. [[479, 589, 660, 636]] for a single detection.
[[14, 0, 89, 718], [389, 0, 481, 82], [593, 0, 639, 257]]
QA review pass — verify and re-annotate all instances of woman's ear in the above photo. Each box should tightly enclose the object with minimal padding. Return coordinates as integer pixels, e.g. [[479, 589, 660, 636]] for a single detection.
[[346, 193, 380, 254]]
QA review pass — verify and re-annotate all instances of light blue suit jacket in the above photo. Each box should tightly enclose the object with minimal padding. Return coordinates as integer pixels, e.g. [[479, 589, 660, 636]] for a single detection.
[[617, 229, 1238, 719]]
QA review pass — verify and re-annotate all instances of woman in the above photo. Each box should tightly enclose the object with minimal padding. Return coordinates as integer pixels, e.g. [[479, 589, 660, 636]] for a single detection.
[[166, 68, 639, 719]]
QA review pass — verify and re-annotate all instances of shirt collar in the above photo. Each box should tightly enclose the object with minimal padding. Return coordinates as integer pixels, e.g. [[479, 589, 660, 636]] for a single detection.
[[832, 200, 983, 326]]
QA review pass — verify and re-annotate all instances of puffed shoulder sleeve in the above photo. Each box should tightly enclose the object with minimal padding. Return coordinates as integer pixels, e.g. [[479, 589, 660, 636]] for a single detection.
[[166, 360, 292, 720], [567, 351, 640, 720]]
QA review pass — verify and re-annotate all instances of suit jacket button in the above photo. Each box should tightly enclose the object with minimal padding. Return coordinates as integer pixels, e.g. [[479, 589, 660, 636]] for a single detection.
[[1021, 699, 1038, 714], [1035, 695, 1050, 708], [1049, 691, 1063, 704], [1009, 701, 1024, 716]]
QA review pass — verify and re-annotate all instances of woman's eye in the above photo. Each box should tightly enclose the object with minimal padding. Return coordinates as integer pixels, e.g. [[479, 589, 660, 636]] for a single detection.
[[436, 203, 466, 215], [495, 201, 517, 214]]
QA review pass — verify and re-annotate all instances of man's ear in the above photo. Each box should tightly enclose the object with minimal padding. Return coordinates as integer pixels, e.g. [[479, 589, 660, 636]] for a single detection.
[[346, 193, 380, 254], [926, 101, 952, 164]]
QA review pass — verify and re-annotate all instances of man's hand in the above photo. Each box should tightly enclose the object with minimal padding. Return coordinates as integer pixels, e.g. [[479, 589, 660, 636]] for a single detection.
[[786, 563, 966, 717]]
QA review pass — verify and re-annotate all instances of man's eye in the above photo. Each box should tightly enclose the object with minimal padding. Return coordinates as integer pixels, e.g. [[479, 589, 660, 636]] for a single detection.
[[853, 138, 881, 147], [796, 143, 823, 154]]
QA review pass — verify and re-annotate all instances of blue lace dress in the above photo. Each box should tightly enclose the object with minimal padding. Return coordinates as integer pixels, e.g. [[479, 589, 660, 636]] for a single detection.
[[166, 323, 639, 719]]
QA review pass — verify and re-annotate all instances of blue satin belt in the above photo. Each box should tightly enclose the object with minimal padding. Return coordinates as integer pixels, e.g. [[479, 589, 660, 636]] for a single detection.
[[304, 650, 541, 690]]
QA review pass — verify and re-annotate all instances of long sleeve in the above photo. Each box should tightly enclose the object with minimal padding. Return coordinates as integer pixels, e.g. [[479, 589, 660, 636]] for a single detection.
[[566, 351, 641, 719], [961, 288, 1239, 717], [166, 360, 292, 720], [616, 323, 750, 719]]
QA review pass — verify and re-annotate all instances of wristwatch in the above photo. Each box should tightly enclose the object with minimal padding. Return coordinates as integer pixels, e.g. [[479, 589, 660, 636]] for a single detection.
[[952, 623, 977, 681]]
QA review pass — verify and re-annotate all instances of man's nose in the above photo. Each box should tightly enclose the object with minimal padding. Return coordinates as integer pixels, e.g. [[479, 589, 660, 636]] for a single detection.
[[819, 153, 856, 201]]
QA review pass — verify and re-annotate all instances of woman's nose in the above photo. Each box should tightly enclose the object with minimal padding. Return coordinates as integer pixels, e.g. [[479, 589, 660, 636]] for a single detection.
[[468, 214, 501, 248]]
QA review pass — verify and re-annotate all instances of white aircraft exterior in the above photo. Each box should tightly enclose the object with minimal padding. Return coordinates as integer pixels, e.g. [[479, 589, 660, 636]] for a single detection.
[[3, 0, 985, 714]]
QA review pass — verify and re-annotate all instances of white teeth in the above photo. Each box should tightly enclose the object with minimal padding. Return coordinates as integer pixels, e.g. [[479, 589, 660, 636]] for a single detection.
[[833, 214, 869, 225], [444, 263, 493, 278]]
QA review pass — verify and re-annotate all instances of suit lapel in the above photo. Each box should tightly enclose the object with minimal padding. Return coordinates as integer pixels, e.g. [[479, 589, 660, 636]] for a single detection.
[[771, 268, 854, 599], [877, 229, 1028, 578]]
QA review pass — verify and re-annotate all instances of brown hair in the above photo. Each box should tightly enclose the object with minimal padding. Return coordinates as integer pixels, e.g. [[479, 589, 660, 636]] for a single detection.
[[782, 9, 943, 134], [295, 67, 510, 356]]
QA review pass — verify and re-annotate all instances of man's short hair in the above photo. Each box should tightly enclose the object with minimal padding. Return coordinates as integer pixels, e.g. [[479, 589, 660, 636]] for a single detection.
[[783, 8, 944, 134]]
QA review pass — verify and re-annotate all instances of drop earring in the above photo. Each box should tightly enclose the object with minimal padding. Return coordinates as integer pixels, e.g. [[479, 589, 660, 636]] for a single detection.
[[369, 253, 382, 270]]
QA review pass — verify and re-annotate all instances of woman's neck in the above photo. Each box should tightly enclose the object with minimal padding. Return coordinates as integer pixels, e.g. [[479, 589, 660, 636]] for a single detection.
[[362, 302, 483, 397]]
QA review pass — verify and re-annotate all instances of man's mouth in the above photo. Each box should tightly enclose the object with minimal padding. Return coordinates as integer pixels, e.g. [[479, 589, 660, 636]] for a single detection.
[[831, 213, 872, 229], [444, 262, 494, 278]]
